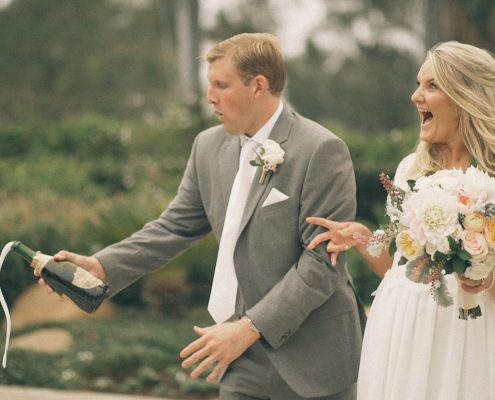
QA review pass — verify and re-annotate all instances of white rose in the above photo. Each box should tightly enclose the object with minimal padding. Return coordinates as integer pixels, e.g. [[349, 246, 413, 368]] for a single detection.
[[465, 252, 495, 281], [260, 140, 285, 169], [436, 236, 451, 254], [415, 169, 462, 192], [425, 236, 451, 255], [425, 241, 436, 255]]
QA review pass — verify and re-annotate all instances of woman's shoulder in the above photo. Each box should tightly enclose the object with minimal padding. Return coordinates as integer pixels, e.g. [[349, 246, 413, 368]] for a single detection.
[[394, 153, 416, 187], [396, 153, 416, 172]]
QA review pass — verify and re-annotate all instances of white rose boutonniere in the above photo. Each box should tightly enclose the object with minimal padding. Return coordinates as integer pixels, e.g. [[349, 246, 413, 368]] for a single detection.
[[250, 139, 285, 184]]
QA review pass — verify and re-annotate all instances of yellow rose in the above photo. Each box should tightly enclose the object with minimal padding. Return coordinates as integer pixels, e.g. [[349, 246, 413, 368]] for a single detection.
[[463, 212, 486, 232], [485, 218, 495, 248], [396, 230, 424, 260]]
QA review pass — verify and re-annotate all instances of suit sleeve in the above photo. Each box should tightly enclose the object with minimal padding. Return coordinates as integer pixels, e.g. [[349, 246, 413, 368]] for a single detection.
[[246, 137, 356, 349], [94, 135, 211, 297]]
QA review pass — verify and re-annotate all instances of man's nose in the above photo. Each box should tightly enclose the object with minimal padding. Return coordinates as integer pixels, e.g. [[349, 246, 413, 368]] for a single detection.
[[207, 87, 217, 104]]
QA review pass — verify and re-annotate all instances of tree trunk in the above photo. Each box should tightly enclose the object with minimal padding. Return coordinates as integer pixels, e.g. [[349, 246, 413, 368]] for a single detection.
[[174, 0, 201, 108], [440, 0, 495, 52]]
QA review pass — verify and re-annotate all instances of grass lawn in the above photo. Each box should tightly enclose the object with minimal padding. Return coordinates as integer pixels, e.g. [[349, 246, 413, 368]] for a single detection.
[[0, 307, 219, 399]]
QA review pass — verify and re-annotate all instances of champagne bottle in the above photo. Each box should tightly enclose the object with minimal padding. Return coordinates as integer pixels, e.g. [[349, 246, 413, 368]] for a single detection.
[[11, 241, 109, 313]]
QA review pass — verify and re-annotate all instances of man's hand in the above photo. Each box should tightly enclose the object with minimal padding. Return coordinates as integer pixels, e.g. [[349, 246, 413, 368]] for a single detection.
[[38, 251, 107, 295], [180, 317, 260, 382]]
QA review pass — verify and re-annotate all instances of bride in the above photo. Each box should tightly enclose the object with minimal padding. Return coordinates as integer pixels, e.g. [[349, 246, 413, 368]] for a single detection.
[[308, 41, 495, 400]]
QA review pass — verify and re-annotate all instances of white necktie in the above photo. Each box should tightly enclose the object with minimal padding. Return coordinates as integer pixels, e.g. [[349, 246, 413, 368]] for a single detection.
[[208, 138, 258, 323]]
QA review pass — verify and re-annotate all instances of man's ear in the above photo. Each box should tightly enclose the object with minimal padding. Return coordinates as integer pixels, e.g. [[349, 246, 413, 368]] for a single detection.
[[252, 75, 270, 96]]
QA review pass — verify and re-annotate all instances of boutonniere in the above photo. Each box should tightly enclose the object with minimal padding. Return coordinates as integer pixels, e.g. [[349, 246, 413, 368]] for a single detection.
[[250, 139, 285, 184]]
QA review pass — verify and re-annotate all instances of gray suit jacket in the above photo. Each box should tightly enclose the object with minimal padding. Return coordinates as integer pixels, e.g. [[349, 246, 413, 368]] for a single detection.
[[95, 106, 364, 397]]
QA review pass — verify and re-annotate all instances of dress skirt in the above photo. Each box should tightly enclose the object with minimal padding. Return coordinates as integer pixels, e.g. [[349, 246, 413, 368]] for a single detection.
[[357, 258, 495, 400]]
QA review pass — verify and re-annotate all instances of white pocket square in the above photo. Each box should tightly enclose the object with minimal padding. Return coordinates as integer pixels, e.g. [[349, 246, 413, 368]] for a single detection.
[[262, 188, 290, 207]]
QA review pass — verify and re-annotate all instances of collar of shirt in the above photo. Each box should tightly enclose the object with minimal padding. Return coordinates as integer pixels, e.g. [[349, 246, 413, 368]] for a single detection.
[[240, 101, 284, 146]]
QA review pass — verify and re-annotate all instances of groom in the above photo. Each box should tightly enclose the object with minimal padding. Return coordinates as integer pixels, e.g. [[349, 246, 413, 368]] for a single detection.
[[54, 33, 364, 399]]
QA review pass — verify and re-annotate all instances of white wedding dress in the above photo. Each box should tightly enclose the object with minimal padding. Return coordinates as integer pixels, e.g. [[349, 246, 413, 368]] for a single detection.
[[357, 154, 495, 400]]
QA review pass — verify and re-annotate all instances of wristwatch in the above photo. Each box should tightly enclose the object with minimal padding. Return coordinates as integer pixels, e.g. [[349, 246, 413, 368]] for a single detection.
[[245, 315, 262, 337]]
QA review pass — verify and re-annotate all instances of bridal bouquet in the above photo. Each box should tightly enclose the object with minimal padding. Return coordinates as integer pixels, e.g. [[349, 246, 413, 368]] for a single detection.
[[365, 166, 495, 320]]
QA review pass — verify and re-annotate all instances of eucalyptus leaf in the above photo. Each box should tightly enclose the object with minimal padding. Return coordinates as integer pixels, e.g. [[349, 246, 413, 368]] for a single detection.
[[388, 238, 397, 257], [433, 274, 454, 307]]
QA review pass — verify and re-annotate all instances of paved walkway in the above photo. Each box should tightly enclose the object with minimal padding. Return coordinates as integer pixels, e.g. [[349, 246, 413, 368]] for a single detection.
[[0, 385, 178, 400]]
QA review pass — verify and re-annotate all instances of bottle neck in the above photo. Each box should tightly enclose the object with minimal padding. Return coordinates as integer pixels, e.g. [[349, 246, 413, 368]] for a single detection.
[[11, 242, 36, 262]]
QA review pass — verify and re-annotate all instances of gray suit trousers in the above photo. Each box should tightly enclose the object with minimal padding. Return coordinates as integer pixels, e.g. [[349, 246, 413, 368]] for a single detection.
[[220, 342, 356, 400]]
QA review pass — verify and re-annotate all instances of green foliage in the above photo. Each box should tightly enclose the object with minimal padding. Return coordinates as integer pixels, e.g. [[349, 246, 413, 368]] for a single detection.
[[0, 114, 129, 199], [0, 309, 219, 398], [347, 247, 381, 307], [0, 111, 419, 309], [142, 268, 191, 316], [0, 112, 195, 306], [0, 0, 424, 310], [289, 42, 420, 132], [328, 122, 419, 303], [128, 232, 218, 311], [336, 123, 419, 225]]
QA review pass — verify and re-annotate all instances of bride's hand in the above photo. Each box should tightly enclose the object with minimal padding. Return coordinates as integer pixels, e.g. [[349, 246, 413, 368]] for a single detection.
[[306, 217, 367, 266], [457, 271, 494, 293]]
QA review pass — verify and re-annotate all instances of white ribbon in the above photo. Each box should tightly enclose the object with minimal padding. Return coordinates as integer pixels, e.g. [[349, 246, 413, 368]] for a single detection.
[[0, 241, 15, 368]]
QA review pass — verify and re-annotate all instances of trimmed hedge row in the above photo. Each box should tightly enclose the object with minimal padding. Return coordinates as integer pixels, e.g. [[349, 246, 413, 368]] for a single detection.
[[0, 114, 419, 307]]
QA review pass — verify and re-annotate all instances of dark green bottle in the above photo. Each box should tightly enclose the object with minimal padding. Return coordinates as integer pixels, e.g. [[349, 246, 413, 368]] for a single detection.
[[11, 241, 108, 313]]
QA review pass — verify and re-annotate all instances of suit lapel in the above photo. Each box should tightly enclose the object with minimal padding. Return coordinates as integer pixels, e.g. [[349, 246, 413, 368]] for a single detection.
[[238, 106, 294, 234]]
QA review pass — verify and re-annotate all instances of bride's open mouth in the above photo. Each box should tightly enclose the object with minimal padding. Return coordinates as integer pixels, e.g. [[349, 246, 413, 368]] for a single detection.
[[419, 108, 433, 127]]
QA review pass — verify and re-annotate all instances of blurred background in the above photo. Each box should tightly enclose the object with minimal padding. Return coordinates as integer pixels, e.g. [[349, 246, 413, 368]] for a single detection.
[[0, 0, 493, 398]]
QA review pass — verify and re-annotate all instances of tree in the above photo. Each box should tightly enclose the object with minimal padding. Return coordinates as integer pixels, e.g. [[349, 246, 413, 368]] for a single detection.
[[286, 0, 423, 132], [0, 0, 176, 120], [439, 0, 495, 51], [173, 0, 200, 111], [203, 0, 277, 41]]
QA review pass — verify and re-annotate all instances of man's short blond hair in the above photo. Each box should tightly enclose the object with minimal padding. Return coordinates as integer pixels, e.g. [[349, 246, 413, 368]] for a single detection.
[[206, 33, 286, 96]]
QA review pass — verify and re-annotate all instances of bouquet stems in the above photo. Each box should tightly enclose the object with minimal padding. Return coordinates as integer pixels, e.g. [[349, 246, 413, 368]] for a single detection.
[[455, 273, 482, 320]]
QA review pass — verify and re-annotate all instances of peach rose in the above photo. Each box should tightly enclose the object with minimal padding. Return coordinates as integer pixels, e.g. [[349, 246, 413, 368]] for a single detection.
[[460, 230, 488, 257]]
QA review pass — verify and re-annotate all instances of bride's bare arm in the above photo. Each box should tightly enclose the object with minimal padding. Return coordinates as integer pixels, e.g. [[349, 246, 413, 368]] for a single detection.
[[306, 217, 393, 277]]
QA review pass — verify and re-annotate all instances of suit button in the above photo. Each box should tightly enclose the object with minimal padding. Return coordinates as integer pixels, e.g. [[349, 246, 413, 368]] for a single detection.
[[280, 330, 292, 342]]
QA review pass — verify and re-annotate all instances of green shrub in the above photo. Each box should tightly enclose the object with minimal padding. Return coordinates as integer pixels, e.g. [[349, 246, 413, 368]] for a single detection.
[[0, 113, 420, 309], [142, 269, 191, 316], [0, 309, 218, 398]]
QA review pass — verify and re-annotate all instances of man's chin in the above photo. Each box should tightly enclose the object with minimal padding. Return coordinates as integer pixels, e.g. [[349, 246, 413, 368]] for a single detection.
[[223, 127, 243, 136]]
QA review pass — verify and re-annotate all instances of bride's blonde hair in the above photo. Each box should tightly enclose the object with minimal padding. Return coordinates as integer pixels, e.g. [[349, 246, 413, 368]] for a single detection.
[[411, 41, 495, 177]]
